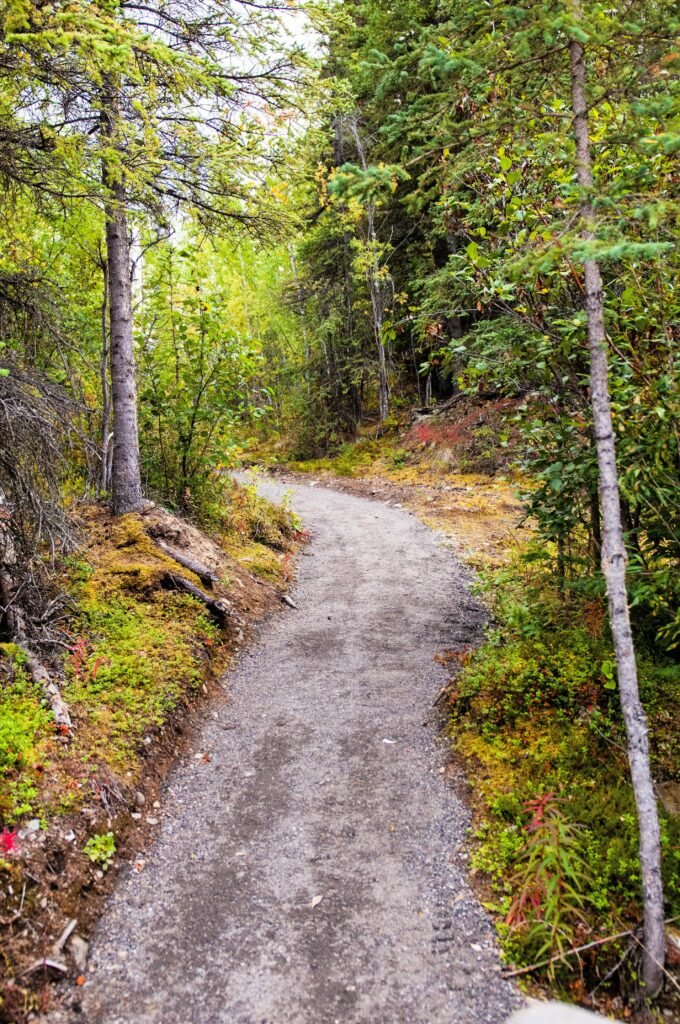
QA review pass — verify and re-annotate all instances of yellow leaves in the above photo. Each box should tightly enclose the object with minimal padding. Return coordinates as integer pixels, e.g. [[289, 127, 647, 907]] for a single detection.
[[270, 181, 290, 205]]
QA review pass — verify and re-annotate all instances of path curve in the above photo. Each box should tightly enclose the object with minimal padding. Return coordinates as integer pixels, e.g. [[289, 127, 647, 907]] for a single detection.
[[76, 477, 519, 1024]]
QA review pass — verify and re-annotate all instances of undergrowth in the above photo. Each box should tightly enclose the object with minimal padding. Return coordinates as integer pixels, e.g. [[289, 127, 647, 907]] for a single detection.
[[0, 482, 295, 827], [0, 645, 54, 822], [449, 556, 680, 1003]]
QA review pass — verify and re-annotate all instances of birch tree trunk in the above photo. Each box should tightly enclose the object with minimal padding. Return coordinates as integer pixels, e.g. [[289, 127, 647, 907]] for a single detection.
[[568, 18, 665, 997]]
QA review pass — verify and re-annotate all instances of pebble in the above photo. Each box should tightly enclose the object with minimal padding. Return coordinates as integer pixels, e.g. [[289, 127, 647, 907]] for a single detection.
[[68, 935, 89, 972]]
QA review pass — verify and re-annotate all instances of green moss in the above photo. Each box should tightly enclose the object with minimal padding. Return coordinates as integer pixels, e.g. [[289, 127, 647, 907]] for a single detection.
[[196, 479, 296, 553], [64, 588, 220, 774], [289, 439, 387, 477], [0, 647, 53, 822]]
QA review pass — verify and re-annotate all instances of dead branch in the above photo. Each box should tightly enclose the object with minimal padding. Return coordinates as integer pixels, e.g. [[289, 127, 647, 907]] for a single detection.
[[162, 573, 231, 626], [152, 538, 219, 587], [18, 644, 72, 734]]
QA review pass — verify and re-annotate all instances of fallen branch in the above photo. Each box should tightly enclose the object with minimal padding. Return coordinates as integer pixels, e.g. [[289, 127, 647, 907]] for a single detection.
[[629, 929, 680, 994], [502, 928, 634, 978], [502, 916, 680, 980], [51, 918, 77, 957], [19, 644, 72, 734], [432, 683, 453, 708], [22, 958, 68, 977], [415, 393, 466, 416], [162, 573, 231, 626], [152, 538, 219, 588]]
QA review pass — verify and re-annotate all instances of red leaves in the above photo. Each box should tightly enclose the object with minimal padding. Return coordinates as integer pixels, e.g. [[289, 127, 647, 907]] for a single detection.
[[0, 828, 18, 855], [524, 791, 557, 831]]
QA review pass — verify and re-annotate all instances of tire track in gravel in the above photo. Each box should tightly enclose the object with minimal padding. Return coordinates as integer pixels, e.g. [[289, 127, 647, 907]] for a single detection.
[[72, 476, 519, 1024]]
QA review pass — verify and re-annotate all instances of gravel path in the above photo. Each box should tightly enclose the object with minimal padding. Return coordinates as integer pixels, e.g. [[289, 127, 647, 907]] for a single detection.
[[75, 477, 519, 1024]]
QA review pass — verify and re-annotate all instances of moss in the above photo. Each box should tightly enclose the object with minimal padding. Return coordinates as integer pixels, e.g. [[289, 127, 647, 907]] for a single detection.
[[83, 514, 202, 598], [225, 540, 284, 581], [0, 648, 54, 822], [289, 439, 387, 478]]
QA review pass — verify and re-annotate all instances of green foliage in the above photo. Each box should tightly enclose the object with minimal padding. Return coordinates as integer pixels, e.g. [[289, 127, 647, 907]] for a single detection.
[[0, 646, 53, 822], [83, 831, 116, 869], [137, 237, 275, 515], [450, 565, 680, 976], [271, 0, 680, 655]]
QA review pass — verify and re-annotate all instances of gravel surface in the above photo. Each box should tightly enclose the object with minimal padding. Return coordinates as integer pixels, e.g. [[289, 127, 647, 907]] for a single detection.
[[72, 477, 520, 1024]]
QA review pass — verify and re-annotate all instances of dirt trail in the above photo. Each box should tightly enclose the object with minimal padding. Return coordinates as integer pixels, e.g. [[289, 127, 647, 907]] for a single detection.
[[71, 477, 519, 1024]]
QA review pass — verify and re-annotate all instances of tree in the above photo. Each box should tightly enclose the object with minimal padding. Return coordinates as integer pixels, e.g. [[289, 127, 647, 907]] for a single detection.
[[2, 0, 299, 512], [567, 2, 665, 994]]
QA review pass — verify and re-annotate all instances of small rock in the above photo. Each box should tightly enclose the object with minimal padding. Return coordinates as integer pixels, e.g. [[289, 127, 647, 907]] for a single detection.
[[131, 813, 142, 820], [134, 791, 145, 807], [67, 935, 89, 973], [146, 816, 159, 825], [153, 800, 160, 809]]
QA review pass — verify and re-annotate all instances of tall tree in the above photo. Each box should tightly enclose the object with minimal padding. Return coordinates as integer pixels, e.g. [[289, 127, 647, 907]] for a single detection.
[[2, 0, 299, 512], [567, 2, 665, 994]]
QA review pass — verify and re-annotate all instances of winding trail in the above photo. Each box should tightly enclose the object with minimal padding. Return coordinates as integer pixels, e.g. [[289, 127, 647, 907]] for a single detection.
[[77, 477, 519, 1024]]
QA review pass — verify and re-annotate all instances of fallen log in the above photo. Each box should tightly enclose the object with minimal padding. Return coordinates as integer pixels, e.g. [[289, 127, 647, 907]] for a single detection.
[[152, 538, 219, 588], [414, 393, 466, 416], [19, 645, 72, 734], [162, 573, 231, 626]]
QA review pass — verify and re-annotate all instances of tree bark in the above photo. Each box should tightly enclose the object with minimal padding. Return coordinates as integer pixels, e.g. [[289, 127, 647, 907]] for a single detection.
[[348, 118, 390, 422], [568, 21, 665, 997], [99, 258, 112, 495], [104, 182, 144, 515], [101, 80, 144, 516]]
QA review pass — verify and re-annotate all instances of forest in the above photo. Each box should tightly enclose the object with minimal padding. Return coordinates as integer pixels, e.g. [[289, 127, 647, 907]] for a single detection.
[[0, 1, 678, 1021]]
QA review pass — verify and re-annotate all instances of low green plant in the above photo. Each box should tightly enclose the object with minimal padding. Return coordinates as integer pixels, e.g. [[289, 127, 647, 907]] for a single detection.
[[450, 562, 680, 986], [83, 831, 116, 869], [0, 646, 53, 821]]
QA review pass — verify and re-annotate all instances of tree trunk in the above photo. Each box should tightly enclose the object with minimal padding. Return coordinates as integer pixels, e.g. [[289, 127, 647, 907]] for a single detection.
[[99, 258, 112, 495], [569, 21, 665, 997], [348, 117, 390, 422], [103, 179, 144, 515], [101, 78, 144, 516]]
